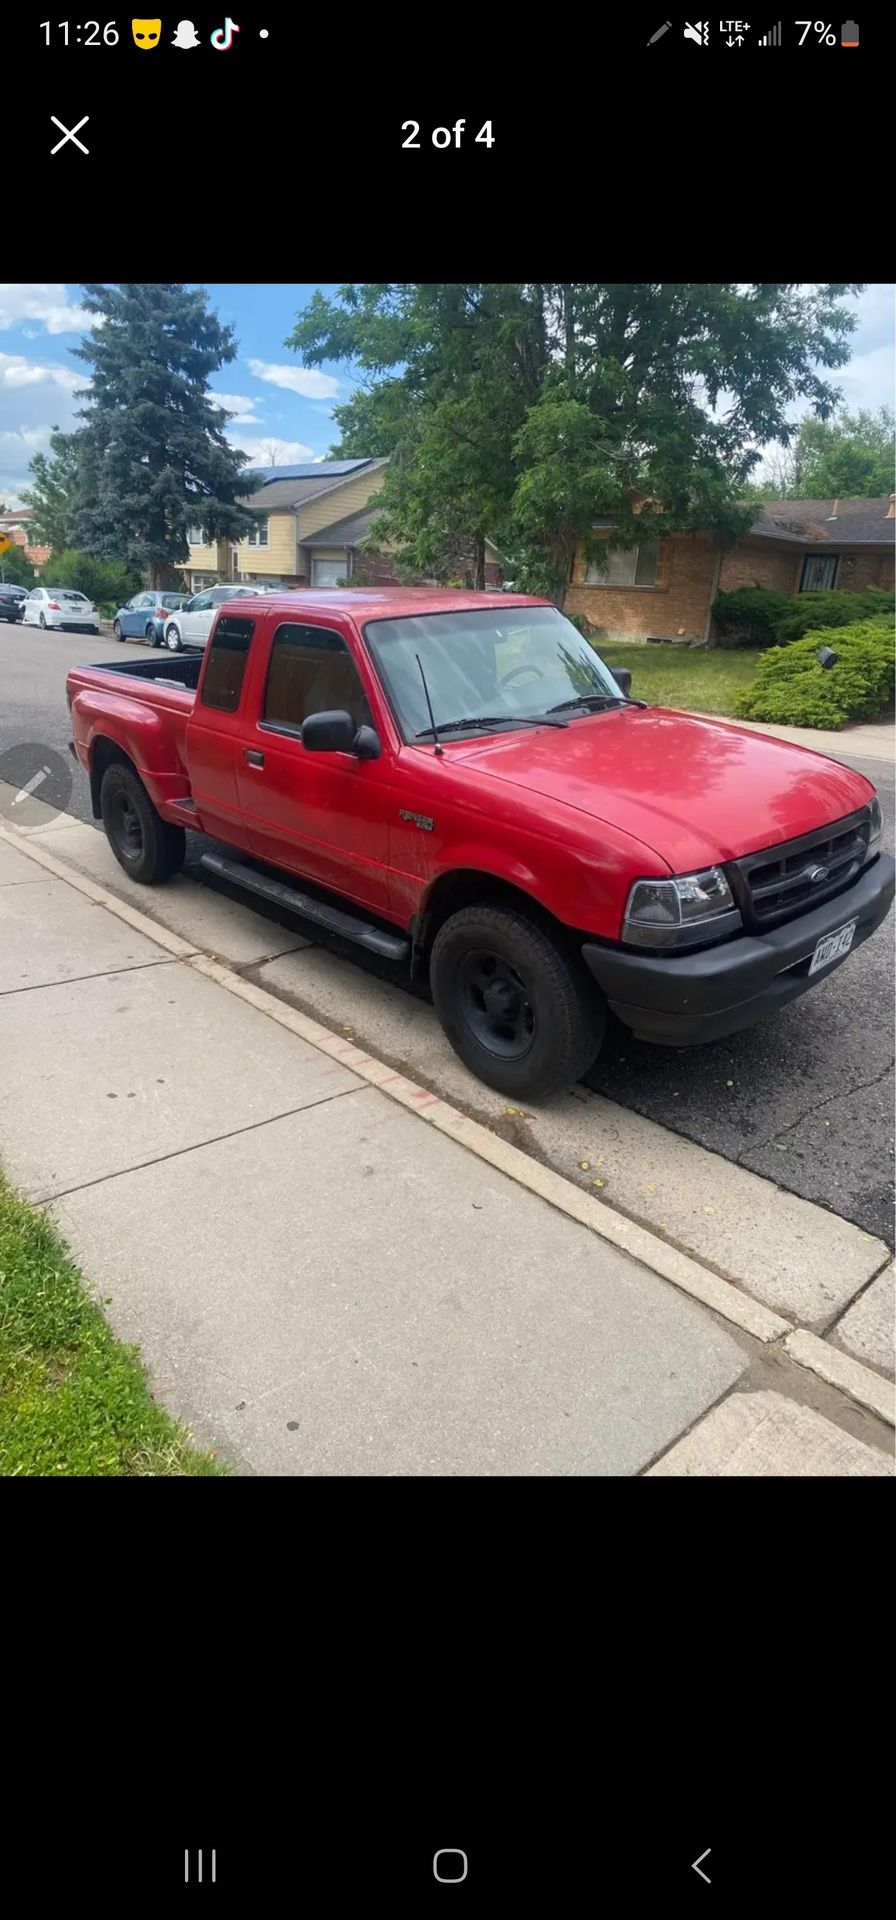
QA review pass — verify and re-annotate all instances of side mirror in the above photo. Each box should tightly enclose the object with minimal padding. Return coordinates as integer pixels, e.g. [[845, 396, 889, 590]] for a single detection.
[[610, 666, 632, 696], [302, 710, 381, 758]]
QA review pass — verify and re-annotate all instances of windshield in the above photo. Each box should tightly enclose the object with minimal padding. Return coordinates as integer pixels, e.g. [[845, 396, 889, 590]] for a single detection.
[[363, 605, 625, 741]]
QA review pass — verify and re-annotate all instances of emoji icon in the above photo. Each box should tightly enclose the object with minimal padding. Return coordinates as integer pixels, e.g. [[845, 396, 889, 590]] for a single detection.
[[210, 16, 240, 50], [172, 19, 201, 46], [131, 17, 162, 49]]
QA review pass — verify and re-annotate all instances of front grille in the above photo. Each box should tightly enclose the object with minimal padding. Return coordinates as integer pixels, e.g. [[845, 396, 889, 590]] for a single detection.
[[730, 807, 872, 930]]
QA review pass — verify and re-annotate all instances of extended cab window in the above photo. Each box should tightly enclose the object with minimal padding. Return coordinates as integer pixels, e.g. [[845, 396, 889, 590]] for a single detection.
[[263, 622, 372, 733], [201, 615, 255, 713]]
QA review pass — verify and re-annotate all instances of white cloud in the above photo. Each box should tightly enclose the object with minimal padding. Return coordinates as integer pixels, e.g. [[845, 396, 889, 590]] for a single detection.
[[229, 434, 316, 467], [0, 284, 89, 335], [0, 351, 80, 394], [0, 424, 55, 503], [247, 358, 339, 399], [211, 391, 261, 424]]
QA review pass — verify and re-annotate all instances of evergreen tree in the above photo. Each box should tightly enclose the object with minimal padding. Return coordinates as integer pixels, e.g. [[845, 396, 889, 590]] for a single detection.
[[68, 285, 260, 585]]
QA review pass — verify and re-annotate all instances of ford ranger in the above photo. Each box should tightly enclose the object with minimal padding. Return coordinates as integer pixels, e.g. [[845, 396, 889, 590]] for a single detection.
[[66, 590, 894, 1101]]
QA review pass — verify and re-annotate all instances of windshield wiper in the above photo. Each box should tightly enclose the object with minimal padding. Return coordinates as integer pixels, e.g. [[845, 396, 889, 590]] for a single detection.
[[547, 693, 628, 715], [414, 712, 568, 739]]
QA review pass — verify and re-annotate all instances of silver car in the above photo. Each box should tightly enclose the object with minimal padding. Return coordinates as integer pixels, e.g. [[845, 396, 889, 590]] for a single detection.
[[162, 585, 264, 652]]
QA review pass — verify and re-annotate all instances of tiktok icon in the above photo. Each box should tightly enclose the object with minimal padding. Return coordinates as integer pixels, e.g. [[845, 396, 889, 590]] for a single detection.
[[210, 16, 240, 49]]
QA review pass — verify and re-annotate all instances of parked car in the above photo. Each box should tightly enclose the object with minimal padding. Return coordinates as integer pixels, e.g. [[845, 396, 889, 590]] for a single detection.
[[66, 590, 894, 1102], [0, 583, 28, 623], [162, 584, 263, 651], [23, 586, 99, 632], [113, 590, 191, 646]]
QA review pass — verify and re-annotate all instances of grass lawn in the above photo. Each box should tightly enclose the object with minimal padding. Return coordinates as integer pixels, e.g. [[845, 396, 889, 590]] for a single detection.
[[0, 1172, 224, 1476], [598, 645, 761, 717]]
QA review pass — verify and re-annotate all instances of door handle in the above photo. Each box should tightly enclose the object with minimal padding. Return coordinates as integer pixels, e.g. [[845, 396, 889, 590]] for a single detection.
[[244, 748, 265, 767]]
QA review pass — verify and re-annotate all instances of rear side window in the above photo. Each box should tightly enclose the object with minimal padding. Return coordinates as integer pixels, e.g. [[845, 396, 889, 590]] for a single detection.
[[201, 616, 255, 713], [263, 622, 372, 733]]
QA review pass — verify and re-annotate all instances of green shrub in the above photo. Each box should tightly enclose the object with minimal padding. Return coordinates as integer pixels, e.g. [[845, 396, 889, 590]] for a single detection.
[[567, 610, 596, 637], [735, 621, 895, 730], [773, 586, 894, 646], [38, 549, 140, 610], [712, 586, 793, 648]]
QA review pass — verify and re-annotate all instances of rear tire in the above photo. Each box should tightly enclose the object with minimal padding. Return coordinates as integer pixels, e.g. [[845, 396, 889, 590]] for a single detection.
[[429, 903, 604, 1100], [144, 623, 156, 644], [99, 762, 186, 885], [39, 613, 47, 629]]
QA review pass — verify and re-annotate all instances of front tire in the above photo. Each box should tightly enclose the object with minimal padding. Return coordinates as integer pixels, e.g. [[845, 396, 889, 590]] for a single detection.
[[113, 620, 125, 642], [165, 625, 182, 652], [429, 904, 604, 1100], [99, 762, 186, 885], [39, 613, 47, 629]]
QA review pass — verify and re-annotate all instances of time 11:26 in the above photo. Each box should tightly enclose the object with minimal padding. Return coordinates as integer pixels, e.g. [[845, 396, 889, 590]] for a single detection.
[[41, 22, 121, 43]]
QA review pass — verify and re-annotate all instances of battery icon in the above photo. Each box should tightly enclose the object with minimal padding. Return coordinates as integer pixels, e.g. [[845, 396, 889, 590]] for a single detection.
[[841, 19, 860, 45]]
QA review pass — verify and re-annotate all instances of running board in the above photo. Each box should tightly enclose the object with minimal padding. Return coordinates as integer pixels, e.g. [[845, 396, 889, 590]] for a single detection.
[[199, 852, 410, 961]]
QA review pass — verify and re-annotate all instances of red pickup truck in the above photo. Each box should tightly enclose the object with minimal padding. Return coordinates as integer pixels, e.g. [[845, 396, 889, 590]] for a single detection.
[[67, 589, 893, 1100]]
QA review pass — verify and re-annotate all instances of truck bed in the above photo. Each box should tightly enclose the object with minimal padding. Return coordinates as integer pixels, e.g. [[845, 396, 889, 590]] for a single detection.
[[74, 651, 204, 693]]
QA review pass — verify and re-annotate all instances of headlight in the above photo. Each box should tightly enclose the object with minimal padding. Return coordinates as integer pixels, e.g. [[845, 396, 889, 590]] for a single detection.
[[868, 796, 882, 850], [623, 866, 742, 950]]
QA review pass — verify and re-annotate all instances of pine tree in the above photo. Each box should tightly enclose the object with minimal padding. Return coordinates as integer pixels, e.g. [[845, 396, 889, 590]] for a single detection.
[[68, 285, 259, 585]]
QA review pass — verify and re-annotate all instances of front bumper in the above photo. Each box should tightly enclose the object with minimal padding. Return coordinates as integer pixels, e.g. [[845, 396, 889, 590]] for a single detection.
[[582, 854, 895, 1046]]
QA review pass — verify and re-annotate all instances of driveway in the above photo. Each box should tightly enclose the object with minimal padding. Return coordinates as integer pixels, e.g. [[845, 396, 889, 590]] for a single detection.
[[2, 624, 893, 1243]]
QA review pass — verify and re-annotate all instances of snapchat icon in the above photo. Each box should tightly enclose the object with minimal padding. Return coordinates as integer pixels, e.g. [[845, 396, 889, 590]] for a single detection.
[[131, 18, 162, 49]]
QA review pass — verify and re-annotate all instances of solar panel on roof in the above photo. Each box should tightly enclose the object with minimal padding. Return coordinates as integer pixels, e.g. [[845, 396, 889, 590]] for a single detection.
[[253, 460, 370, 483]]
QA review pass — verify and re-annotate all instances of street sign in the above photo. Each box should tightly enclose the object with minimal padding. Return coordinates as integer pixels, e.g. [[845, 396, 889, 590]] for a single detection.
[[0, 534, 16, 555]]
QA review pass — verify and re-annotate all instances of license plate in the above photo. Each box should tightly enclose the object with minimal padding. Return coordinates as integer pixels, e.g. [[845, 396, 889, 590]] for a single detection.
[[809, 918, 857, 976]]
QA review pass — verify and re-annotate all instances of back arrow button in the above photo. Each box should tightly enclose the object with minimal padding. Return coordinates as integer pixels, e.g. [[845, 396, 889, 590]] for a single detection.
[[692, 1848, 711, 1884]]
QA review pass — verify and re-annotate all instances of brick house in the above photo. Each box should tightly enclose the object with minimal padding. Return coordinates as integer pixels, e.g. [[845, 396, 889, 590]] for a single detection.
[[564, 495, 896, 645], [0, 508, 51, 572]]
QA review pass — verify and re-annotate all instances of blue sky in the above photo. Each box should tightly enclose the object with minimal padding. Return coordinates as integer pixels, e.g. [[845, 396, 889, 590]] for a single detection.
[[1, 282, 893, 506]]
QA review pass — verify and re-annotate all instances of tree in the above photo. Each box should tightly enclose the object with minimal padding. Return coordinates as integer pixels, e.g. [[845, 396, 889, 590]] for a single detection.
[[65, 285, 261, 586], [20, 427, 84, 550], [790, 405, 894, 498], [287, 283, 863, 603], [0, 538, 35, 585]]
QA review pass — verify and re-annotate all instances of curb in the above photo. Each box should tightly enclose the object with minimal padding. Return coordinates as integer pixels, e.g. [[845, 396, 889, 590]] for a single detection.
[[2, 813, 892, 1425]]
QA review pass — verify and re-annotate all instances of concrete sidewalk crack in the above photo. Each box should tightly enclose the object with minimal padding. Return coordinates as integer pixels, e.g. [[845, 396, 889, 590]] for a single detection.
[[0, 958, 177, 996], [33, 1082, 369, 1205]]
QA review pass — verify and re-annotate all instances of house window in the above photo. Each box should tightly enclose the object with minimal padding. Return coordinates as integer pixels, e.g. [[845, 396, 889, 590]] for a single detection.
[[585, 541, 660, 587], [247, 518, 269, 549], [800, 554, 839, 592], [187, 527, 204, 546], [200, 616, 256, 713], [311, 556, 346, 587], [263, 622, 372, 733]]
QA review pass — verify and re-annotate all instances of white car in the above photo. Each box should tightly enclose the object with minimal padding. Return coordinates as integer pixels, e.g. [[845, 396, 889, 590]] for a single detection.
[[23, 586, 100, 632], [162, 584, 263, 651]]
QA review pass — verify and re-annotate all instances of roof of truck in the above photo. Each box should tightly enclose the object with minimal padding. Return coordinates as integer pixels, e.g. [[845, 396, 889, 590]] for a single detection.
[[227, 588, 547, 621]]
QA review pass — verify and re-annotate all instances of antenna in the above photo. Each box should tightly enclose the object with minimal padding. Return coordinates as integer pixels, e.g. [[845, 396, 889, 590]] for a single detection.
[[416, 653, 443, 755]]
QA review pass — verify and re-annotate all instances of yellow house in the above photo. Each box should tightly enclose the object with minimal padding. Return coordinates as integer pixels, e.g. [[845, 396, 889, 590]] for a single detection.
[[181, 458, 390, 592]]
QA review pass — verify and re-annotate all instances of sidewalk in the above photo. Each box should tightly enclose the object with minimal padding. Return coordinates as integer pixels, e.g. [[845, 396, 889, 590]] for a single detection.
[[690, 713, 894, 763], [1, 817, 893, 1476]]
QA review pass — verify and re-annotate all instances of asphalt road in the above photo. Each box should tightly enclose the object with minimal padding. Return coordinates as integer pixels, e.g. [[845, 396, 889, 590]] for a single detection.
[[3, 622, 893, 1244]]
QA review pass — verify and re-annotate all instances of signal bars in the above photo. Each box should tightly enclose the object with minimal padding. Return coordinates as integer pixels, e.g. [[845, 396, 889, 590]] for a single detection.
[[759, 21, 781, 42]]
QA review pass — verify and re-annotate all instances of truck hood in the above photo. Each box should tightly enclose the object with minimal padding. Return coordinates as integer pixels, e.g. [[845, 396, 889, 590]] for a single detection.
[[458, 706, 874, 873]]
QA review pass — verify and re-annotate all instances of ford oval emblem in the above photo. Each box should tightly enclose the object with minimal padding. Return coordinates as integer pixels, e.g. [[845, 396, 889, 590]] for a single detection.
[[807, 864, 829, 883]]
